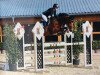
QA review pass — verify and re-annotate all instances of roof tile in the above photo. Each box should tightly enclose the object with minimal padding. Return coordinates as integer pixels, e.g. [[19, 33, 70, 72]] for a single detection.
[[0, 0, 100, 18]]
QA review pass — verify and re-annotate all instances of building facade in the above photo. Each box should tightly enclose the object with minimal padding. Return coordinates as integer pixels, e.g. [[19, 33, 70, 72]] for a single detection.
[[0, 0, 100, 42]]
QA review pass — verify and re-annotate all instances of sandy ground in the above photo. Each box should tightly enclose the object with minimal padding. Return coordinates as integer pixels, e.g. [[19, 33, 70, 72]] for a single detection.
[[0, 50, 100, 75]]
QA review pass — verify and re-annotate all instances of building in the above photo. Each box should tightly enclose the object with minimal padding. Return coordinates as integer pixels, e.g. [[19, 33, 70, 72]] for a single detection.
[[0, 0, 100, 43]]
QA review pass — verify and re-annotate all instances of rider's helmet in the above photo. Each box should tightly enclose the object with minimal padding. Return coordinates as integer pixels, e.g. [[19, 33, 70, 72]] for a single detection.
[[53, 4, 59, 9]]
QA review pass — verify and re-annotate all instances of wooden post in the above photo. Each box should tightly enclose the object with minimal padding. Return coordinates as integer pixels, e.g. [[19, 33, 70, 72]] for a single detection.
[[44, 36, 45, 42], [58, 35, 62, 42], [0, 26, 2, 42]]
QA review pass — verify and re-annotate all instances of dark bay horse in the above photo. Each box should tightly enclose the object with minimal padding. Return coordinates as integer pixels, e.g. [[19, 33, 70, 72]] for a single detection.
[[44, 13, 72, 36]]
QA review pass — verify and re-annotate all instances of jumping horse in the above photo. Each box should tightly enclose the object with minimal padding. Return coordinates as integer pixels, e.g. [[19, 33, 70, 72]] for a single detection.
[[44, 13, 72, 36]]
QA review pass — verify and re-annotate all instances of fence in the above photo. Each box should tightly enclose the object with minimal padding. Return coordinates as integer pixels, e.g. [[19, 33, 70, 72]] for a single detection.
[[16, 22, 92, 71]]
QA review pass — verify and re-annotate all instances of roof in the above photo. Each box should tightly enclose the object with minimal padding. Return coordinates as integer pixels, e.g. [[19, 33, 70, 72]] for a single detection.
[[0, 0, 100, 18]]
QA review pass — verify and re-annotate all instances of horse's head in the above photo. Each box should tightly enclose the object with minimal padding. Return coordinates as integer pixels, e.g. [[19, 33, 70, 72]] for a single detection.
[[48, 18, 61, 34]]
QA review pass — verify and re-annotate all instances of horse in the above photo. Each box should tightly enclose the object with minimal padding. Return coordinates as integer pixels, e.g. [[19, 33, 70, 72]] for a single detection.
[[44, 18, 60, 36], [44, 13, 72, 36]]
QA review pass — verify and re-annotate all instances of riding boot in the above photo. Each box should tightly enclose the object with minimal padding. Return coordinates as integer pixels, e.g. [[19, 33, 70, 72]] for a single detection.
[[42, 21, 47, 27]]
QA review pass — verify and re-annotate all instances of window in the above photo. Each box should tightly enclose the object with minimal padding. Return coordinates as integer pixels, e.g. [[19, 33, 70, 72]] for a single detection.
[[93, 22, 100, 40], [24, 24, 34, 44], [93, 22, 100, 32]]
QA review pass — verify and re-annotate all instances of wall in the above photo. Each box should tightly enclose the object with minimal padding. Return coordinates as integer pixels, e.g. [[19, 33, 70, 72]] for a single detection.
[[74, 15, 100, 40], [74, 15, 100, 22], [1, 17, 41, 25], [0, 15, 100, 42]]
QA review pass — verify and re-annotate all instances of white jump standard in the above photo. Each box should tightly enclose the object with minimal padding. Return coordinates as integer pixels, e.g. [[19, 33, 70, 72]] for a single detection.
[[82, 21, 93, 67], [32, 22, 44, 71]]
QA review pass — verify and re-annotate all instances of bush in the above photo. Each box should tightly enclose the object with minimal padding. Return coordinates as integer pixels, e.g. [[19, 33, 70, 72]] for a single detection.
[[92, 40, 100, 50], [73, 31, 83, 59], [3, 24, 20, 66], [73, 20, 83, 60]]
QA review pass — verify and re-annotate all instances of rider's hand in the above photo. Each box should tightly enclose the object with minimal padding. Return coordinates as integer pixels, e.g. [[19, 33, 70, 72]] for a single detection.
[[48, 16, 51, 18]]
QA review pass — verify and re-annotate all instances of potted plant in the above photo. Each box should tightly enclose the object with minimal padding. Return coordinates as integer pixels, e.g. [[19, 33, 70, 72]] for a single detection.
[[72, 20, 83, 65], [92, 40, 100, 53], [3, 24, 20, 71]]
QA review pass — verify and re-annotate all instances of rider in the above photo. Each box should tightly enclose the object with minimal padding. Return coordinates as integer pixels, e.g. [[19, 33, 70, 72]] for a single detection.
[[42, 4, 59, 27]]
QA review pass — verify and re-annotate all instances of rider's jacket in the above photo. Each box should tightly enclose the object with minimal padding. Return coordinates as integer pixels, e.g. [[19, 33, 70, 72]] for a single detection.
[[42, 8, 57, 18]]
